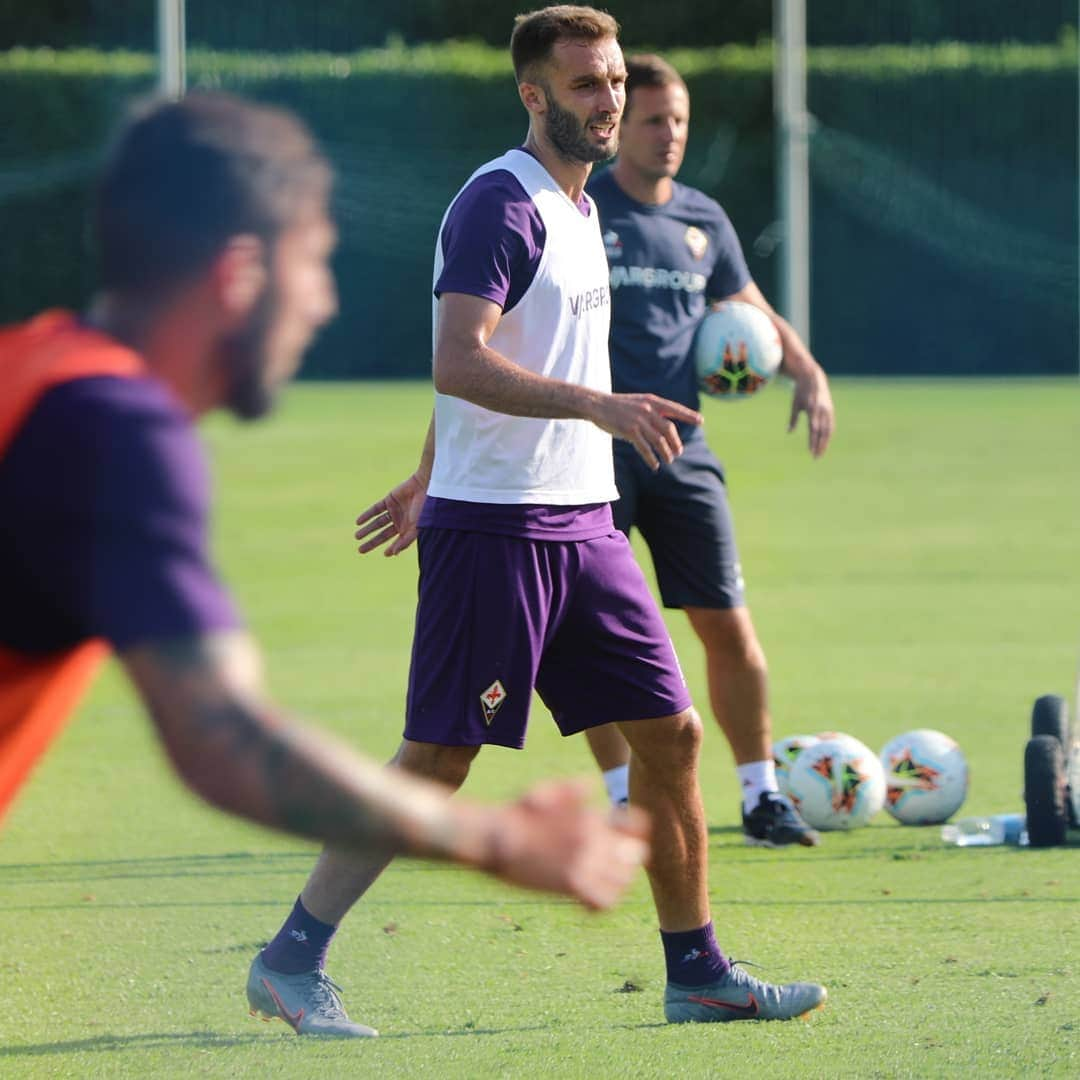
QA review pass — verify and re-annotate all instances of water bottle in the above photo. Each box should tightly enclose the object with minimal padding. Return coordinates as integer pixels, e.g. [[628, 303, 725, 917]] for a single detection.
[[940, 813, 1029, 847]]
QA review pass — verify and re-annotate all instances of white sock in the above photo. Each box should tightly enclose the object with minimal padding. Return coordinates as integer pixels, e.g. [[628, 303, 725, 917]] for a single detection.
[[602, 763, 630, 806], [737, 759, 779, 813]]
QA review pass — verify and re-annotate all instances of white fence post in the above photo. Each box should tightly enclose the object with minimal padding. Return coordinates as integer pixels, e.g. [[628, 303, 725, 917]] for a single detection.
[[774, 0, 811, 343], [157, 0, 186, 99]]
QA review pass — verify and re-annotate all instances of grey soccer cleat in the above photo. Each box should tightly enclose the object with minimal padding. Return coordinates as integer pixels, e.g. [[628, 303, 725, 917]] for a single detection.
[[664, 962, 827, 1023], [247, 953, 378, 1037], [742, 792, 821, 848]]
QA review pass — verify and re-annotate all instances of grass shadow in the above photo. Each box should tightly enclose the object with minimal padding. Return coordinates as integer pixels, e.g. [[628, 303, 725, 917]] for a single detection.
[[2, 895, 582, 913], [0, 1021, 561, 1057], [0, 849, 450, 887], [376, 1022, 553, 1040], [0, 1031, 272, 1058]]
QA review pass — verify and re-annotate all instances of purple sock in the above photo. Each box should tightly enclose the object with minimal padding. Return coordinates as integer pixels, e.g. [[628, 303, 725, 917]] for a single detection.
[[661, 922, 730, 986], [260, 896, 337, 975]]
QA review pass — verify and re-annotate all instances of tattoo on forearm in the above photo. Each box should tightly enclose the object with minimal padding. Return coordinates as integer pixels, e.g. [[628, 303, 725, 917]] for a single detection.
[[137, 636, 402, 852]]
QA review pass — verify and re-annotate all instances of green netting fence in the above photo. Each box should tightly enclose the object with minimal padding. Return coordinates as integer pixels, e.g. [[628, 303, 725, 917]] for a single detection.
[[1, 8, 1077, 376]]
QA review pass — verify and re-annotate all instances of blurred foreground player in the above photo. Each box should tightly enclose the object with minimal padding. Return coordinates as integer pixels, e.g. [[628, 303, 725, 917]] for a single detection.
[[0, 92, 651, 1033], [255, 5, 827, 1037]]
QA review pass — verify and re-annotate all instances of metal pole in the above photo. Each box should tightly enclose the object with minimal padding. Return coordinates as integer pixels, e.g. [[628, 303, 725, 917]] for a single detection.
[[157, 0, 186, 99], [774, 0, 811, 343]]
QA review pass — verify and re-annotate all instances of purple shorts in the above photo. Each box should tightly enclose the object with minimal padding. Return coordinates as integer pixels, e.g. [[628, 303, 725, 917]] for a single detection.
[[405, 528, 693, 748]]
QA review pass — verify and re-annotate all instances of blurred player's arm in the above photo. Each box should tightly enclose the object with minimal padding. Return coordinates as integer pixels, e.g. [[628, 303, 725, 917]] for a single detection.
[[722, 280, 835, 458], [120, 630, 648, 909], [355, 411, 433, 556], [435, 291, 703, 470]]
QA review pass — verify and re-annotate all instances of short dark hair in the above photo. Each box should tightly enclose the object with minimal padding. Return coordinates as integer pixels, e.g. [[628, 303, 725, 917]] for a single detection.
[[624, 53, 687, 113], [510, 5, 620, 82], [95, 92, 331, 296]]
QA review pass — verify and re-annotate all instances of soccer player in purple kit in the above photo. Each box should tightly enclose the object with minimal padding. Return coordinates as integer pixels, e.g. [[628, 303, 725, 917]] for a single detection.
[[0, 91, 653, 1032], [252, 5, 827, 1034], [583, 53, 836, 847]]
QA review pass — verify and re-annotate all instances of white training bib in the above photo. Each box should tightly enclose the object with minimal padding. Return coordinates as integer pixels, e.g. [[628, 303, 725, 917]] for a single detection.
[[429, 150, 617, 505]]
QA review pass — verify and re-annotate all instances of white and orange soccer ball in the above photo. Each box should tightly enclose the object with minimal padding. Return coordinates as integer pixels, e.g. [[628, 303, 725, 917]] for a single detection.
[[879, 729, 969, 825], [772, 734, 821, 797], [786, 734, 886, 831], [693, 301, 782, 400]]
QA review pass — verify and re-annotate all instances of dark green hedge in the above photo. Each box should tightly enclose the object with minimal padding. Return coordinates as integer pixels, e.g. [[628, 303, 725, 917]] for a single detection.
[[1, 41, 1076, 375]]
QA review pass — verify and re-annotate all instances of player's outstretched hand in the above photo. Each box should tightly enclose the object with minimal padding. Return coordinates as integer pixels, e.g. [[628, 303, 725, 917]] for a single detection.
[[591, 393, 703, 471], [355, 474, 427, 556], [788, 368, 835, 458], [483, 780, 650, 911]]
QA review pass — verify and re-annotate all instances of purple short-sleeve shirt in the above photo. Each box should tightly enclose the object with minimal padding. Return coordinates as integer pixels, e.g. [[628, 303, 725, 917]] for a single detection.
[[434, 149, 592, 312], [0, 375, 240, 653], [435, 164, 546, 313]]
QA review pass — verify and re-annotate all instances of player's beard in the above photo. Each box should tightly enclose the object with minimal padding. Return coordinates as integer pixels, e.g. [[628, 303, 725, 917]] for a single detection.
[[543, 89, 618, 164], [220, 282, 279, 421]]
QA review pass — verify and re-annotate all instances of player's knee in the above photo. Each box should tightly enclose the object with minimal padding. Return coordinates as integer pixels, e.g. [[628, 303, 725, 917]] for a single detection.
[[640, 706, 703, 770], [734, 637, 768, 678], [672, 706, 704, 759], [391, 740, 479, 791], [702, 617, 767, 677]]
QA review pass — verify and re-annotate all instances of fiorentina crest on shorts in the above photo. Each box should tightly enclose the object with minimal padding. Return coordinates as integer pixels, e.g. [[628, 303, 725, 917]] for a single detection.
[[480, 679, 508, 725]]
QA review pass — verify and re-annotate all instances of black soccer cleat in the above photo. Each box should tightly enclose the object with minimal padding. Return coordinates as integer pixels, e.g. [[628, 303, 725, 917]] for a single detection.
[[742, 792, 820, 848]]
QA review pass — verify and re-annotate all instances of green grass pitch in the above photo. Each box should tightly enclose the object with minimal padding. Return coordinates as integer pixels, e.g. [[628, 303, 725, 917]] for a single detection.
[[2, 378, 1078, 1078]]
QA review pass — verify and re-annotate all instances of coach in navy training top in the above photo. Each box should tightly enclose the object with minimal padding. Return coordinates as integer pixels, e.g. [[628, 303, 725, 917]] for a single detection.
[[589, 167, 750, 416], [584, 53, 836, 850]]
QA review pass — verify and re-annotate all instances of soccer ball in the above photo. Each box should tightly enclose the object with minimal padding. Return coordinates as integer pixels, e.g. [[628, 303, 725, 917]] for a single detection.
[[879, 729, 969, 825], [772, 734, 821, 796], [693, 301, 782, 399], [786, 735, 886, 830]]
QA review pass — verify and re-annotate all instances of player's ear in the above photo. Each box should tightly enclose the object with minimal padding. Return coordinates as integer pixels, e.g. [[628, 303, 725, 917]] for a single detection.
[[213, 235, 268, 324], [518, 78, 547, 116]]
